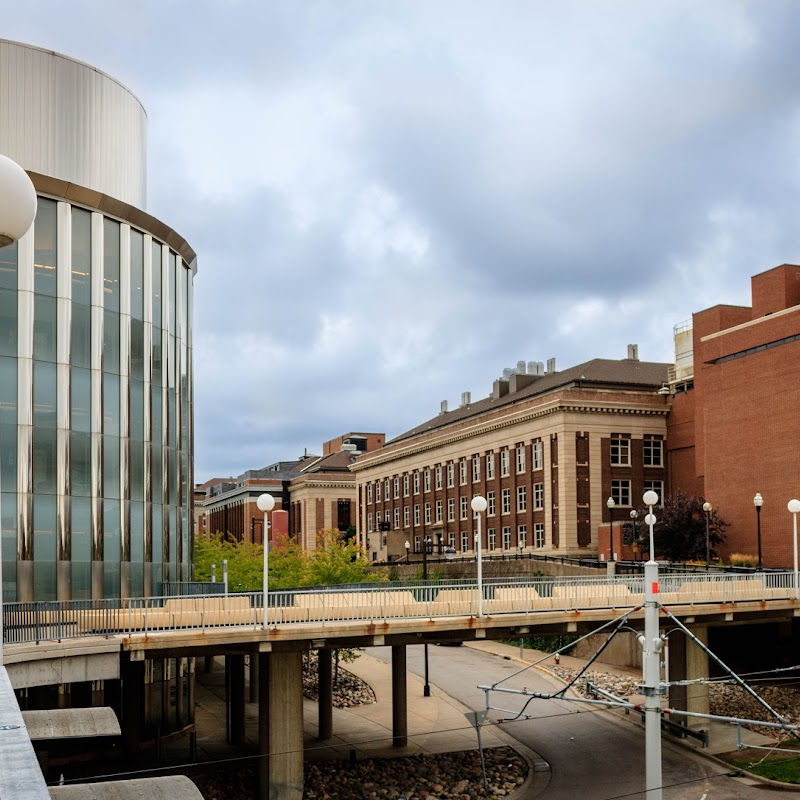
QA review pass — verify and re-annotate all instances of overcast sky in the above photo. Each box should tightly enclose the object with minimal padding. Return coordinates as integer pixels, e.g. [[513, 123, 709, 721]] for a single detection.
[[7, 1, 800, 481]]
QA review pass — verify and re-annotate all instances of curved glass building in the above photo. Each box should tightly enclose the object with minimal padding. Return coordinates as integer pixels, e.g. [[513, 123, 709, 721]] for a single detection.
[[0, 40, 195, 600]]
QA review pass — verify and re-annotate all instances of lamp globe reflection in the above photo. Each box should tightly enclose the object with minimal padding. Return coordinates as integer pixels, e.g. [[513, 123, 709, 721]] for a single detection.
[[0, 154, 37, 246]]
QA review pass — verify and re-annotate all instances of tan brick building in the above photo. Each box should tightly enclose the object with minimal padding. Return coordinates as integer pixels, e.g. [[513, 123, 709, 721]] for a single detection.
[[351, 351, 670, 562]]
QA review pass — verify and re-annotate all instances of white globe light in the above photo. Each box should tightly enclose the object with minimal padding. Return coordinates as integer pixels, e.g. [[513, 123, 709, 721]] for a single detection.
[[645, 513, 657, 527], [0, 154, 37, 247], [643, 490, 659, 507], [256, 493, 275, 512], [789, 499, 800, 514], [471, 495, 488, 513]]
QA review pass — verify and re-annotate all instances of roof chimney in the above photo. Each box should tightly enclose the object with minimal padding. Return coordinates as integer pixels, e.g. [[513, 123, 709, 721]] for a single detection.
[[460, 391, 471, 407], [627, 343, 639, 361], [440, 399, 448, 414], [546, 357, 556, 375]]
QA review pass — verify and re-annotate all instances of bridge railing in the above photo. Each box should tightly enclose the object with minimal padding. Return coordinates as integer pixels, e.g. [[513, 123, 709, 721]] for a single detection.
[[2, 571, 795, 646]]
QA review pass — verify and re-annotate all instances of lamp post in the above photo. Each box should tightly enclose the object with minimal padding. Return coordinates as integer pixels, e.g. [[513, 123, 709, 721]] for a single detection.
[[405, 537, 432, 696], [754, 492, 764, 570], [0, 155, 37, 667], [257, 493, 275, 629], [404, 540, 411, 561], [471, 496, 487, 617], [630, 510, 639, 563], [606, 497, 616, 561], [641, 489, 662, 800], [789, 500, 800, 600], [702, 502, 712, 569]]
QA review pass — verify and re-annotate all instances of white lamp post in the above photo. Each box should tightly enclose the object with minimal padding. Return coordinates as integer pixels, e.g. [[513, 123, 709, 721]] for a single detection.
[[0, 154, 37, 667], [702, 502, 712, 568], [641, 489, 662, 800], [606, 496, 616, 561], [471, 495, 487, 617], [754, 492, 764, 570], [789, 500, 800, 600], [256, 493, 275, 629]]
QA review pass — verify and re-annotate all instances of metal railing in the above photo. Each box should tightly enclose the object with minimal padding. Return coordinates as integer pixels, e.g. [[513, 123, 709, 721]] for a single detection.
[[2, 571, 796, 647]]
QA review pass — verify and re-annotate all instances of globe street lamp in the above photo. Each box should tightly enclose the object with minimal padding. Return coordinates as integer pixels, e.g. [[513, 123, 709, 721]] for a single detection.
[[256, 493, 275, 629], [0, 154, 37, 667], [702, 502, 712, 569], [754, 492, 764, 570], [606, 497, 616, 562], [471, 496, 488, 617], [789, 500, 800, 600]]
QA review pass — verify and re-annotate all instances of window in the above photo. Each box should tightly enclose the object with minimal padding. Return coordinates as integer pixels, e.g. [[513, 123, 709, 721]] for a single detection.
[[447, 463, 455, 488], [517, 486, 527, 512], [461, 532, 469, 553], [487, 491, 496, 516], [435, 466, 442, 490], [472, 456, 480, 483], [502, 488, 511, 514], [413, 504, 420, 526], [367, 512, 372, 532], [425, 503, 432, 524], [393, 507, 400, 529], [366, 484, 372, 504], [436, 500, 443, 522], [610, 437, 630, 466], [534, 523, 545, 548], [502, 527, 512, 550], [500, 449, 510, 477], [403, 506, 410, 528], [488, 529, 496, 550], [424, 470, 431, 492], [394, 477, 400, 498], [448, 498, 456, 521], [385, 479, 390, 498], [533, 483, 544, 510], [643, 480, 663, 505], [459, 460, 467, 485], [403, 474, 409, 496], [517, 525, 527, 549], [486, 453, 495, 480], [643, 437, 663, 467], [414, 536, 421, 553], [385, 510, 391, 523], [376, 482, 381, 502], [460, 496, 468, 520], [611, 479, 631, 506], [532, 441, 543, 471], [448, 532, 456, 549], [516, 445, 525, 474], [413, 472, 420, 494]]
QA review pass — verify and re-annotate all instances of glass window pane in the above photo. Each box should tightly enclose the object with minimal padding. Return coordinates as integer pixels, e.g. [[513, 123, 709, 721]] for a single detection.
[[104, 311, 120, 374], [103, 373, 120, 436], [130, 379, 144, 438], [0, 288, 18, 358], [33, 295, 57, 362], [151, 444, 163, 502], [71, 303, 91, 368], [131, 319, 144, 381], [151, 327, 162, 387], [131, 439, 144, 501], [0, 241, 17, 292], [0, 357, 16, 425], [70, 431, 92, 497], [34, 198, 57, 296], [168, 252, 176, 333], [104, 435, 120, 499], [71, 367, 91, 433], [0, 424, 17, 491], [2, 492, 17, 601], [151, 385, 162, 444], [103, 219, 120, 312], [152, 503, 163, 569], [71, 207, 92, 305], [33, 427, 57, 493], [151, 242, 162, 326], [130, 229, 144, 319], [33, 361, 57, 428]]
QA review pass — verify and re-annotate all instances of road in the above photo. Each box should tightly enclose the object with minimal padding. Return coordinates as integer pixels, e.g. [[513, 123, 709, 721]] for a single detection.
[[372, 644, 768, 800]]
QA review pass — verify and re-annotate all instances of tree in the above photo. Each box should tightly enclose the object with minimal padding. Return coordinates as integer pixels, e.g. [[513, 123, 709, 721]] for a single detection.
[[649, 490, 728, 562], [193, 533, 264, 591]]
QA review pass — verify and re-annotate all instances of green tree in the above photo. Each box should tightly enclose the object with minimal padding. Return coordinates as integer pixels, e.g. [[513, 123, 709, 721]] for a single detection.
[[650, 490, 728, 562], [194, 533, 264, 591]]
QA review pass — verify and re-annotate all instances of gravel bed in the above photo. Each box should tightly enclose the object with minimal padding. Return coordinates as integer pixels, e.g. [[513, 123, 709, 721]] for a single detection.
[[192, 746, 528, 800], [303, 651, 376, 708], [550, 666, 800, 738]]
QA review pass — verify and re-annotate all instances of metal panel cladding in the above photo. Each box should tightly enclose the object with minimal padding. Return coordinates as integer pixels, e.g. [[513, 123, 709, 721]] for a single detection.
[[0, 40, 147, 210]]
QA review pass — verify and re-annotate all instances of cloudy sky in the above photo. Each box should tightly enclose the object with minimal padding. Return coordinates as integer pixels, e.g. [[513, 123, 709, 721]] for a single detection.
[[7, 1, 800, 480]]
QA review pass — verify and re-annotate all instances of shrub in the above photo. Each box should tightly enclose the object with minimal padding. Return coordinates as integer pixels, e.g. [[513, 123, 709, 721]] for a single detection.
[[729, 553, 758, 568]]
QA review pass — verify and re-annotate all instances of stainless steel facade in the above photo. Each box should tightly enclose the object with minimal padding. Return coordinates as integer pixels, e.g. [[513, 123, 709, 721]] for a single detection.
[[0, 43, 193, 600], [0, 40, 147, 209]]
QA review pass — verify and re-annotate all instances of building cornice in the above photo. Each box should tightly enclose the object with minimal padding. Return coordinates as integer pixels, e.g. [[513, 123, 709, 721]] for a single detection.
[[350, 397, 668, 473]]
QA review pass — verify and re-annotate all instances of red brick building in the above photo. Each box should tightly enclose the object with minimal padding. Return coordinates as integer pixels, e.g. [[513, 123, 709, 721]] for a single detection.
[[668, 264, 800, 566]]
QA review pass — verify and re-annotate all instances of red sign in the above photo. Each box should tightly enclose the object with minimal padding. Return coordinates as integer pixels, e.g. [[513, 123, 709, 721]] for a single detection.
[[651, 582, 659, 594]]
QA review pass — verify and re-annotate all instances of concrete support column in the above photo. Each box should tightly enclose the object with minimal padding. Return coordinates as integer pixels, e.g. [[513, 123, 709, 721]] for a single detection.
[[249, 654, 259, 704], [121, 654, 144, 752], [318, 649, 333, 740], [228, 654, 246, 745], [258, 652, 270, 800], [667, 624, 709, 730], [176, 657, 185, 729], [391, 645, 407, 748], [161, 658, 171, 733], [267, 651, 304, 800]]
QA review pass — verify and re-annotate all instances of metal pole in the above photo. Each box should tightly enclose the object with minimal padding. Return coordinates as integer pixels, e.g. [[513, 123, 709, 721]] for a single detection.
[[793, 511, 798, 601], [610, 505, 615, 561], [642, 499, 662, 800], [756, 505, 763, 570], [263, 510, 269, 629], [476, 516, 483, 618], [423, 537, 430, 697], [222, 559, 228, 596], [705, 510, 710, 568]]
